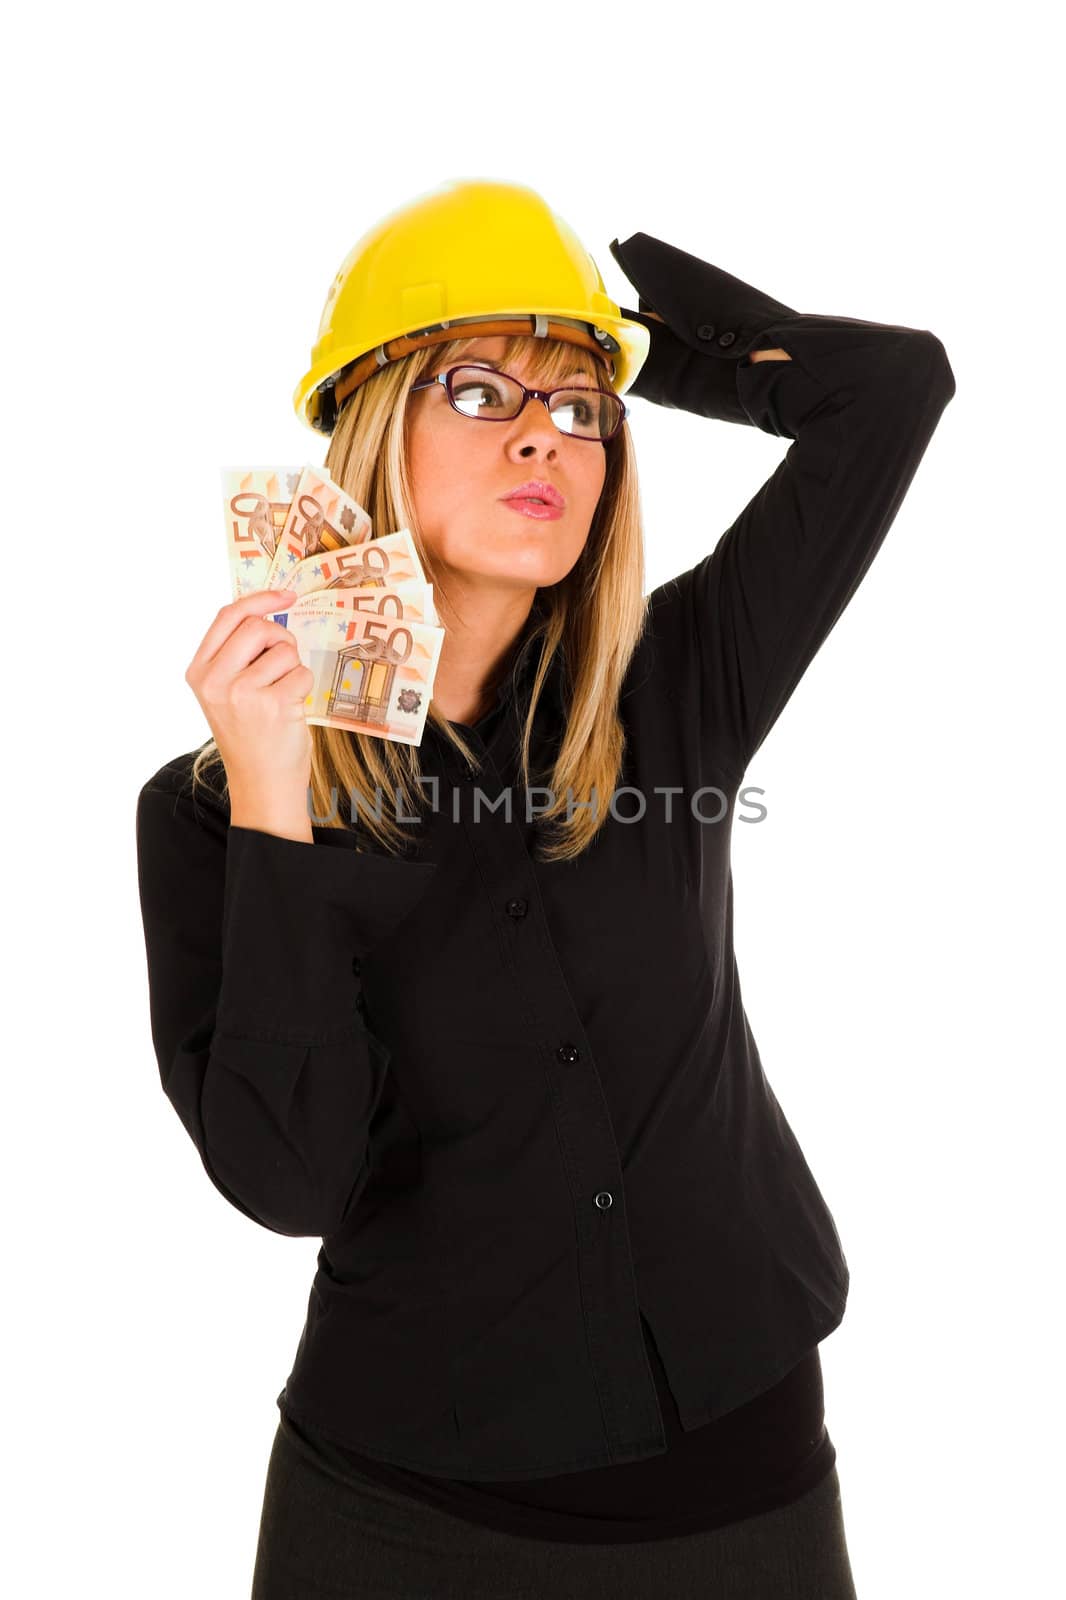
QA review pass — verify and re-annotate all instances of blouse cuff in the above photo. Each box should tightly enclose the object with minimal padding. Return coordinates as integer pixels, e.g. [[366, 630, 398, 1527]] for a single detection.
[[216, 824, 438, 1043]]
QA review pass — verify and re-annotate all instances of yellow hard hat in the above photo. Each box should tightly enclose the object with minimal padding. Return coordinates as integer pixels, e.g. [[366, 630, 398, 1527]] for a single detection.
[[292, 177, 651, 436]]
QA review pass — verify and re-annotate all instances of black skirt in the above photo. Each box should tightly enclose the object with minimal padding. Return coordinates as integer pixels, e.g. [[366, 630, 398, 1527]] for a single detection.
[[251, 1416, 859, 1600]]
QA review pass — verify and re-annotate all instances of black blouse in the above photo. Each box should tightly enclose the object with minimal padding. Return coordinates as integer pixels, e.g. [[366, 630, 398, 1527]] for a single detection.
[[275, 687, 835, 1545], [135, 229, 954, 1501], [282, 1340, 835, 1544]]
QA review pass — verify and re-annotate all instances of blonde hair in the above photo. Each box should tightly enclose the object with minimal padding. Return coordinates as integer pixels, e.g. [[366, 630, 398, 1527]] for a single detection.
[[193, 332, 650, 863]]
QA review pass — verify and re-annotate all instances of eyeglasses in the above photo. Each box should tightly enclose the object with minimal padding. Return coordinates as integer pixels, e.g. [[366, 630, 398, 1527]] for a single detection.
[[409, 364, 628, 443]]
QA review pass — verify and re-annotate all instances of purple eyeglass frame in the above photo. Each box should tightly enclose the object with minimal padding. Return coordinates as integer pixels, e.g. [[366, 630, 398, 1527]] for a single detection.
[[409, 363, 629, 442]]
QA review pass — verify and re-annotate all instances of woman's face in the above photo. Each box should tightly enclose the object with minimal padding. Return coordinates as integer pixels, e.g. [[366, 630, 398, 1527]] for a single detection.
[[405, 335, 609, 599]]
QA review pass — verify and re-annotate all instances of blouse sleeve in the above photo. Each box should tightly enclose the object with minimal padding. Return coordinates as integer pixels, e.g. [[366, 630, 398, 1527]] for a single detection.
[[134, 754, 438, 1238], [610, 230, 957, 782]]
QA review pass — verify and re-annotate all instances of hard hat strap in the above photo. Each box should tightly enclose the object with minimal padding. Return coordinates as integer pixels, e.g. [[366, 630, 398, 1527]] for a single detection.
[[331, 315, 617, 413]]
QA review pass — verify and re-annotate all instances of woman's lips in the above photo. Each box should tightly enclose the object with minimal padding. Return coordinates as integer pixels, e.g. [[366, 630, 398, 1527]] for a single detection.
[[502, 499, 564, 521]]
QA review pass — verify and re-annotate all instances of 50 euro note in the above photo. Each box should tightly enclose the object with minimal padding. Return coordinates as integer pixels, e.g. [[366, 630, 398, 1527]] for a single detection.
[[221, 465, 304, 599], [221, 463, 374, 601], [264, 528, 430, 617], [286, 582, 439, 629], [263, 463, 373, 586], [221, 465, 445, 745], [287, 604, 445, 747]]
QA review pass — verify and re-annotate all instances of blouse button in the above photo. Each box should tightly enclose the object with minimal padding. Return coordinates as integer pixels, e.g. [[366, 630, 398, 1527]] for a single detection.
[[506, 898, 528, 918], [717, 330, 736, 347], [352, 956, 361, 975], [595, 1192, 613, 1209], [696, 322, 716, 340], [556, 1043, 580, 1064]]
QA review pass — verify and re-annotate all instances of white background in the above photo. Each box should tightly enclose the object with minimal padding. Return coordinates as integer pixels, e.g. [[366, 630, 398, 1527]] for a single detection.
[[4, 2, 1062, 1596]]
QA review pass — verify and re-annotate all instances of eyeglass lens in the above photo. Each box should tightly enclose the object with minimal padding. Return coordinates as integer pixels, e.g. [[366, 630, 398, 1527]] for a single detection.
[[449, 367, 623, 440]]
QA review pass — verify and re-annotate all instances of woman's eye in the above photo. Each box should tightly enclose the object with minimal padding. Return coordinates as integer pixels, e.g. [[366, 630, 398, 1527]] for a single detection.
[[454, 382, 507, 412]]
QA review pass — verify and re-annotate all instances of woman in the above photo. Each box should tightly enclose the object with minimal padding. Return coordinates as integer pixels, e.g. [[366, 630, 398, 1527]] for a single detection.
[[136, 178, 955, 1597]]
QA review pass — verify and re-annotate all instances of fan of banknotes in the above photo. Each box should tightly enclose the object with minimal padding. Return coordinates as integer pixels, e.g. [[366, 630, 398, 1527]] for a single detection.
[[222, 465, 445, 746]]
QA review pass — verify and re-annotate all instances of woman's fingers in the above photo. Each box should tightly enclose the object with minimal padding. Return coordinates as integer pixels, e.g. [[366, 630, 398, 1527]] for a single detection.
[[184, 588, 296, 683]]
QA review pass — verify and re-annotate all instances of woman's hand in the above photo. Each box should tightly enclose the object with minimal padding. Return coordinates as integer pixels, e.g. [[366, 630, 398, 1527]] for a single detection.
[[185, 587, 316, 840]]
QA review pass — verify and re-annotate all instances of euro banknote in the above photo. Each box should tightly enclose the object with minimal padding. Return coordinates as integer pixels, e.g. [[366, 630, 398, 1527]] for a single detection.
[[262, 463, 373, 590], [222, 463, 446, 745], [285, 605, 445, 746], [221, 463, 375, 601], [285, 582, 439, 628], [221, 465, 304, 599], [264, 527, 430, 617]]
